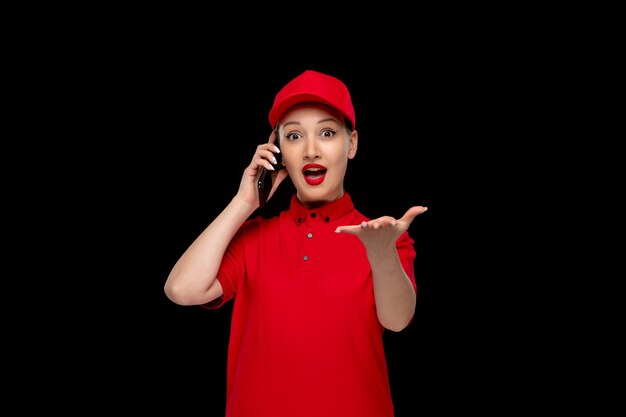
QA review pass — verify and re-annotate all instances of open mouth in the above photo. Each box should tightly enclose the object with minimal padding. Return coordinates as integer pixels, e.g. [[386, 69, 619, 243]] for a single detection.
[[303, 164, 327, 185]]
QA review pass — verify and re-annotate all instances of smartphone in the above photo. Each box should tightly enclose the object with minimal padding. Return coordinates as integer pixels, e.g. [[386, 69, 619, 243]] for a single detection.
[[257, 142, 282, 208]]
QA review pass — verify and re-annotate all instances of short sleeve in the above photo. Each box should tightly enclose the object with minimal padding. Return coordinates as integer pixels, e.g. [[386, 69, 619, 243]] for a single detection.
[[201, 220, 254, 309]]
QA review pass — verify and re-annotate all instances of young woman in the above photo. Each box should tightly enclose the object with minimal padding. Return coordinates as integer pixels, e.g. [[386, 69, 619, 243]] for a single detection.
[[164, 69, 428, 417]]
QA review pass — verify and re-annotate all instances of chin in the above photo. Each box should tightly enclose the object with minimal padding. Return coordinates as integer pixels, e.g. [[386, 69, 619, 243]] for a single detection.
[[298, 187, 342, 206]]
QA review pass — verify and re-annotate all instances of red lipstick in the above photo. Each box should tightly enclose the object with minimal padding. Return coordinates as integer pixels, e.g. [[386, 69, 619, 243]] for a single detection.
[[302, 164, 327, 186]]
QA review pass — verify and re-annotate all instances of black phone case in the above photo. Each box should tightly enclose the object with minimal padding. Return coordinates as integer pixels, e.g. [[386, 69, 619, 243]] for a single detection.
[[257, 144, 282, 208]]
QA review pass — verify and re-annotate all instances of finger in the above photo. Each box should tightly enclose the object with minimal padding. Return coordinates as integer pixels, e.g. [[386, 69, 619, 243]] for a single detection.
[[254, 156, 276, 171], [269, 130, 280, 151], [334, 224, 364, 234], [400, 206, 428, 223], [256, 145, 280, 167]]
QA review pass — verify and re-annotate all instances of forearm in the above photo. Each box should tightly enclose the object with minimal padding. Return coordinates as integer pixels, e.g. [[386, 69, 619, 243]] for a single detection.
[[368, 247, 417, 332], [164, 195, 257, 305]]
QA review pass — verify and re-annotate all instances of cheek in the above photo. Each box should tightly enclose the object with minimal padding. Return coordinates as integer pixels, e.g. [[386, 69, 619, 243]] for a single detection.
[[333, 146, 351, 164], [326, 155, 349, 179]]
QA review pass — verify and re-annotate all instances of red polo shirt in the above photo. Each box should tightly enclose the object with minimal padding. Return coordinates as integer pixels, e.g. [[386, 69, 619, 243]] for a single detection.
[[205, 192, 417, 417]]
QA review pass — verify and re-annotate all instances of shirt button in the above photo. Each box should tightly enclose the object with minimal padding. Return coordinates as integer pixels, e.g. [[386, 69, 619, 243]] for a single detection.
[[307, 233, 313, 238], [303, 255, 309, 261]]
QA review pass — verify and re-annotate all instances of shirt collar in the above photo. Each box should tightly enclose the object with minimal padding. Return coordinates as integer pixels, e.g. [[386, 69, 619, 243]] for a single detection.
[[289, 192, 355, 226]]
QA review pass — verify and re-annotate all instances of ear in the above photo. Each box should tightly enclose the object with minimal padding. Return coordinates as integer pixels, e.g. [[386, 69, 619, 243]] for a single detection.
[[348, 130, 358, 159]]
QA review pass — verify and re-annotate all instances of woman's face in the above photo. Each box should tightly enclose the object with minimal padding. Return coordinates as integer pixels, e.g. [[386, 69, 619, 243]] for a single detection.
[[277, 102, 358, 208]]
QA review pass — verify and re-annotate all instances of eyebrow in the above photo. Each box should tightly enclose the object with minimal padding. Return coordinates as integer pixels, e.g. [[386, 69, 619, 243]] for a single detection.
[[283, 117, 339, 128]]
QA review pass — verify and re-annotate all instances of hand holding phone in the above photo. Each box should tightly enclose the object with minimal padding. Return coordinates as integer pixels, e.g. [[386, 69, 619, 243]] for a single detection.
[[257, 138, 283, 208]]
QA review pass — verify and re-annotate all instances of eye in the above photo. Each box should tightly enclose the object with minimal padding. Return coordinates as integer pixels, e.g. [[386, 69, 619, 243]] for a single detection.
[[285, 131, 302, 141], [320, 129, 336, 138]]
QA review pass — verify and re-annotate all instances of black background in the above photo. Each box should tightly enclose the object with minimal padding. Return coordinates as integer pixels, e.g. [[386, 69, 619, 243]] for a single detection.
[[120, 63, 473, 414], [31, 37, 536, 415]]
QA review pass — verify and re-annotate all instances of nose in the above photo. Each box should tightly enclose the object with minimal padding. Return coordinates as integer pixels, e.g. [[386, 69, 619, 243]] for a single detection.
[[303, 137, 320, 160]]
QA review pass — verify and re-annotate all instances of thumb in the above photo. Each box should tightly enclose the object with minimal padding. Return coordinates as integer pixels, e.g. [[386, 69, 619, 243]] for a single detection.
[[272, 169, 289, 189], [400, 206, 428, 227]]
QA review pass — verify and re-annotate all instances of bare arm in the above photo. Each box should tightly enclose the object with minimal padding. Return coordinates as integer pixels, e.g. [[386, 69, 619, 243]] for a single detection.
[[335, 206, 428, 331], [164, 132, 288, 305], [164, 197, 257, 305]]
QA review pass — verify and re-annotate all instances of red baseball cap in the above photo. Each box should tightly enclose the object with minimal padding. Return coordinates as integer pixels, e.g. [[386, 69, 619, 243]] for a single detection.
[[268, 70, 356, 130]]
